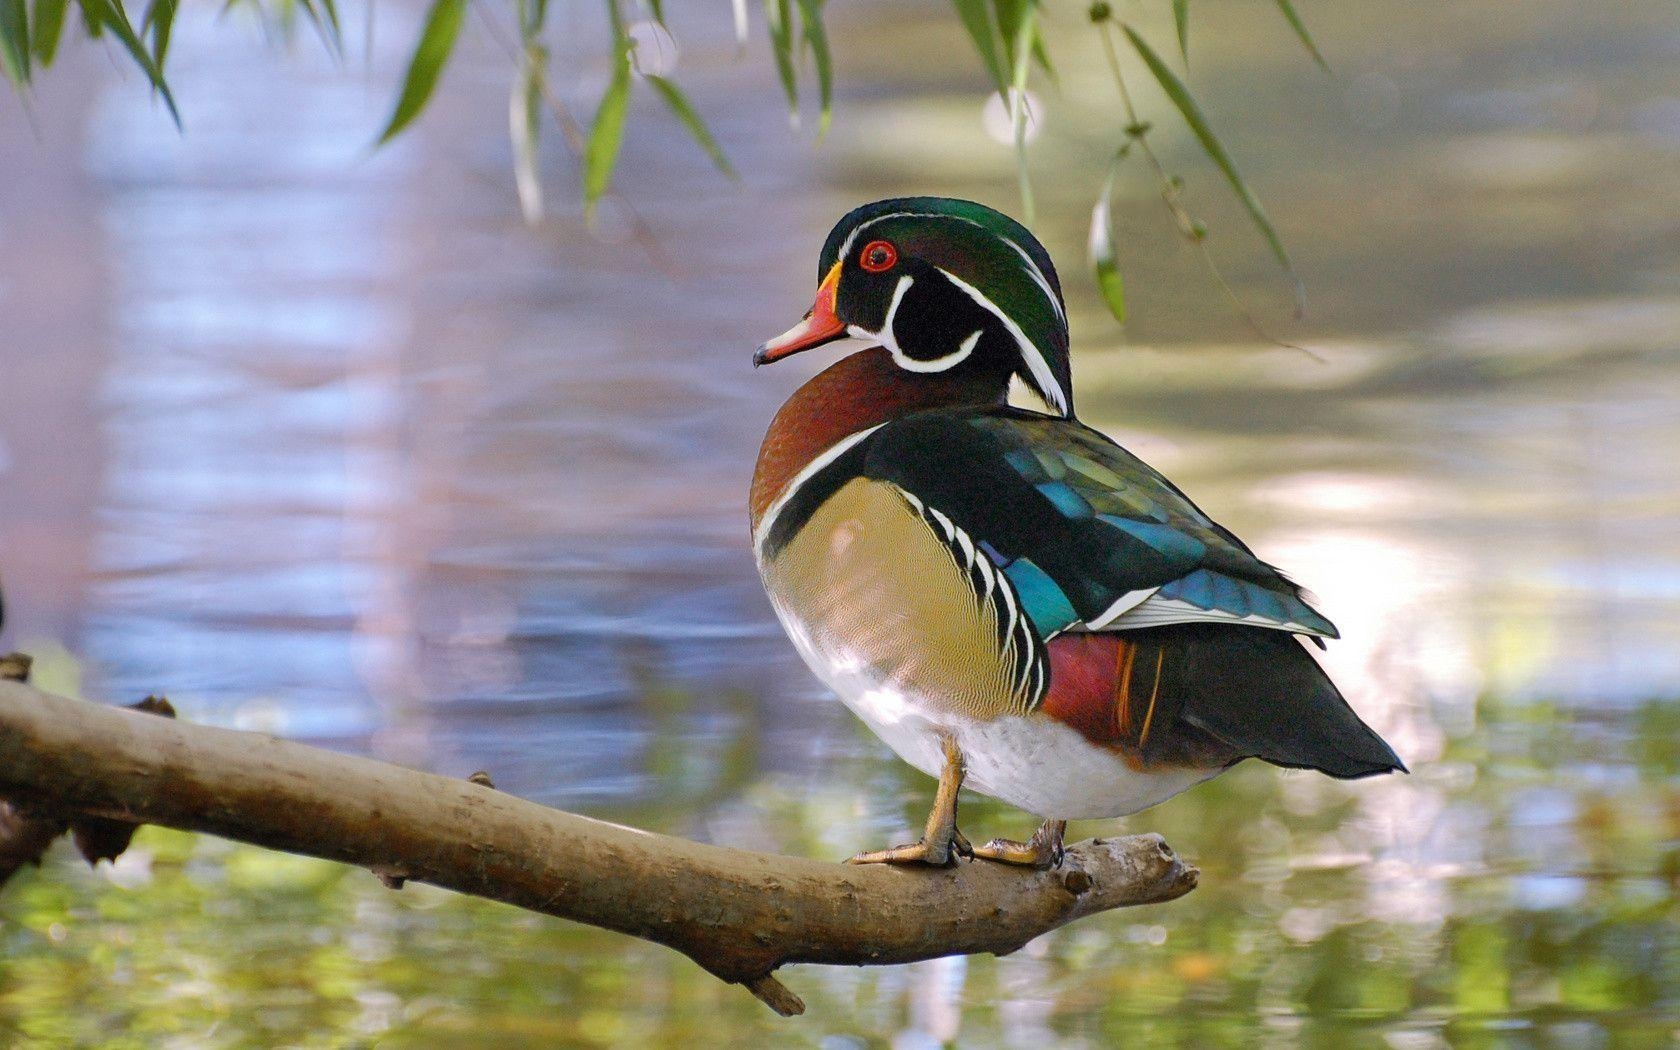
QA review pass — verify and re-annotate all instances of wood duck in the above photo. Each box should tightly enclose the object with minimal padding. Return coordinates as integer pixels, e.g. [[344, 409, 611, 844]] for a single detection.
[[750, 197, 1403, 868]]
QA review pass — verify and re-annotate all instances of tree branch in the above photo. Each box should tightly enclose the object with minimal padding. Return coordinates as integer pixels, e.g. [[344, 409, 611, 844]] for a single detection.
[[0, 674, 1197, 1016]]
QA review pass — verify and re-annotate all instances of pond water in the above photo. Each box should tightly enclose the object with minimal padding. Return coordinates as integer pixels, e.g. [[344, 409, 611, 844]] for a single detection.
[[0, 0, 1676, 1046]]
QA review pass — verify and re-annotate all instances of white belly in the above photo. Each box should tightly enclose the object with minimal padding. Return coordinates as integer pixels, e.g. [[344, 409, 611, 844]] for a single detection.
[[770, 594, 1221, 820]]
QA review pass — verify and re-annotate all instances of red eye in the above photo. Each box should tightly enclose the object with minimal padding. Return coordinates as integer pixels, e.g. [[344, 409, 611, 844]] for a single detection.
[[859, 240, 898, 273]]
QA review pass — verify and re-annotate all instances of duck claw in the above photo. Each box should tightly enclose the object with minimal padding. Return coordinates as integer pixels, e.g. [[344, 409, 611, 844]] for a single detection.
[[970, 819, 1067, 869]]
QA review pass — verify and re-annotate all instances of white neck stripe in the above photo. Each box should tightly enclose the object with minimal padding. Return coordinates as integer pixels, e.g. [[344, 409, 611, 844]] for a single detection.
[[754, 424, 888, 558], [839, 213, 1065, 325], [837, 211, 944, 265], [891, 326, 984, 373], [935, 266, 1069, 416]]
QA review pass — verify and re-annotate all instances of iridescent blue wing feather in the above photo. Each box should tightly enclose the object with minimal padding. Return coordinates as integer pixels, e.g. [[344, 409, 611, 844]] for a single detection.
[[860, 408, 1337, 641]]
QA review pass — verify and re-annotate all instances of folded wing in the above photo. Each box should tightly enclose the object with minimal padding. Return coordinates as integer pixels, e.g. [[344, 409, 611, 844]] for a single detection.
[[860, 408, 1338, 642]]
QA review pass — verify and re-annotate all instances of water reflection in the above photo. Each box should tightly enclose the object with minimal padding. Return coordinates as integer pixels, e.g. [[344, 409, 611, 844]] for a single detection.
[[0, 0, 1677, 1043]]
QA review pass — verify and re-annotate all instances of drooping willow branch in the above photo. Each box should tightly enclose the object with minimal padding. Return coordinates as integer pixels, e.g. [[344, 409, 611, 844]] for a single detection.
[[0, 667, 1197, 1016]]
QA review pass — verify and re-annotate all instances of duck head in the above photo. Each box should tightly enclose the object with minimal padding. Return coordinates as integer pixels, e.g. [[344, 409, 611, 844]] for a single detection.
[[754, 197, 1074, 417]]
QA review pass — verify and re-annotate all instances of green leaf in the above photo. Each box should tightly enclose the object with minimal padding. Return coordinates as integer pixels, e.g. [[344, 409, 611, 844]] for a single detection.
[[1273, 0, 1327, 70], [1089, 170, 1125, 324], [1029, 20, 1055, 83], [510, 43, 545, 223], [75, 0, 99, 37], [142, 0, 175, 73], [762, 0, 797, 123], [294, 0, 343, 54], [75, 0, 178, 125], [314, 0, 341, 44], [792, 0, 830, 135], [30, 0, 67, 63], [1122, 23, 1301, 309], [1172, 0, 1188, 63], [0, 0, 31, 87], [375, 0, 466, 144], [515, 0, 544, 40], [647, 74, 738, 180], [950, 0, 1004, 91], [1008, 2, 1035, 221], [582, 19, 631, 212], [994, 0, 1028, 68]]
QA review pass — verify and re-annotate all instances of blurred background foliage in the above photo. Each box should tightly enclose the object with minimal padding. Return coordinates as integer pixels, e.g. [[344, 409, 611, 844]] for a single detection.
[[0, 0, 1334, 325], [2, 0, 1679, 1045]]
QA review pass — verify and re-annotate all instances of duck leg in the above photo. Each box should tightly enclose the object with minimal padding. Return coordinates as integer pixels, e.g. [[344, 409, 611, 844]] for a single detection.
[[847, 735, 971, 866], [972, 818, 1067, 869]]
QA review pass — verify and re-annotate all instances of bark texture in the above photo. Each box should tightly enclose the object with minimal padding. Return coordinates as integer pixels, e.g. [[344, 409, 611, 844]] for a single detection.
[[0, 674, 1197, 1015]]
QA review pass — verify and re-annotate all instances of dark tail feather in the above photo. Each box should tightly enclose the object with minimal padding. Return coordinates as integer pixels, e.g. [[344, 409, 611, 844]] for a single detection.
[[1149, 623, 1405, 779]]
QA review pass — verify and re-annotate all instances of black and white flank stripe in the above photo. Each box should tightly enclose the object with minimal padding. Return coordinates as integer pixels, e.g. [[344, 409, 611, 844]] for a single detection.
[[895, 486, 1048, 713]]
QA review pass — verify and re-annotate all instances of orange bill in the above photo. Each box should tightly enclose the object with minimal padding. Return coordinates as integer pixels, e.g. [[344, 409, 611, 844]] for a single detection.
[[754, 262, 845, 365]]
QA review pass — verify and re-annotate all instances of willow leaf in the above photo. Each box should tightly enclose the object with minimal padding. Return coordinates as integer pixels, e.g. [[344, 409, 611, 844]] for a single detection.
[[316, 0, 340, 42], [376, 0, 466, 144], [75, 0, 99, 37], [647, 74, 738, 180], [1172, 0, 1188, 63], [0, 0, 30, 86], [142, 0, 175, 72], [582, 27, 631, 211], [515, 0, 544, 39], [297, 0, 342, 53], [950, 0, 1004, 91], [1008, 2, 1034, 220], [994, 0, 1027, 68], [510, 43, 544, 223], [1089, 170, 1125, 323], [792, 0, 830, 135], [1029, 18, 1054, 82], [1123, 24, 1300, 308], [75, 0, 178, 125], [30, 0, 67, 63], [762, 0, 797, 122], [1273, 0, 1326, 70]]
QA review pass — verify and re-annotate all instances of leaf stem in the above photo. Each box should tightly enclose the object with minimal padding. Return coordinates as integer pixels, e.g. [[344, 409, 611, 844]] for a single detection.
[[470, 0, 677, 276], [1095, 20, 1315, 357]]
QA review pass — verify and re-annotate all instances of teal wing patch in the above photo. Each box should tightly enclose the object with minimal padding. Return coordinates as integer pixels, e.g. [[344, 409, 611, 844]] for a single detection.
[[860, 409, 1337, 640], [999, 556, 1080, 636]]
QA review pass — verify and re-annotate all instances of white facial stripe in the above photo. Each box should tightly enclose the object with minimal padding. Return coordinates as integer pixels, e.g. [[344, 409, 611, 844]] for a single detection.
[[935, 266, 1070, 416], [1002, 234, 1066, 325], [837, 210, 938, 266], [839, 212, 1065, 323], [753, 423, 887, 558]]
